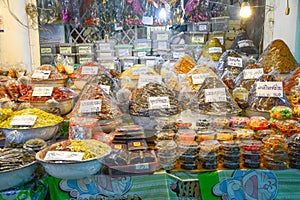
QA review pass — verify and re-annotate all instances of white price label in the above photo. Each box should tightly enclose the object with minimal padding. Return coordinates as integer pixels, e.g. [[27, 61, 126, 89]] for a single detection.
[[32, 70, 51, 79], [173, 52, 185, 59], [123, 62, 134, 70], [192, 36, 205, 44], [148, 96, 170, 109], [208, 47, 222, 54], [132, 67, 148, 75], [137, 51, 147, 57], [205, 88, 226, 103], [32, 87, 53, 97], [81, 66, 98, 75], [146, 60, 156, 67], [142, 16, 153, 25], [138, 75, 162, 88], [59, 46, 72, 54], [157, 33, 169, 40], [118, 49, 130, 57], [228, 57, 243, 67], [243, 68, 264, 79], [238, 40, 255, 48], [44, 151, 84, 161], [10, 115, 37, 126], [135, 163, 150, 170], [100, 85, 110, 94], [191, 73, 211, 85], [199, 24, 207, 31], [78, 46, 92, 54], [79, 100, 102, 113], [256, 82, 283, 97]]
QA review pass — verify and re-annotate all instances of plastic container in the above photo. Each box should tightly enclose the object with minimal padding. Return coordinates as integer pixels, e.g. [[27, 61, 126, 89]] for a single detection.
[[262, 135, 288, 153], [59, 43, 75, 54], [196, 130, 216, 142], [40, 44, 56, 55], [177, 129, 196, 144], [216, 129, 234, 141], [247, 116, 269, 131], [253, 129, 275, 141], [234, 129, 254, 140], [178, 142, 199, 155], [240, 140, 262, 153], [77, 53, 95, 64], [275, 119, 300, 137], [96, 50, 115, 58], [187, 22, 211, 32], [230, 117, 249, 128], [223, 159, 239, 169], [60, 53, 76, 64], [115, 44, 133, 57], [199, 140, 220, 153], [211, 16, 230, 32], [133, 49, 151, 57], [139, 56, 159, 67], [120, 56, 139, 71], [221, 141, 240, 153], [133, 39, 152, 50], [41, 54, 55, 65], [76, 43, 94, 54], [186, 32, 208, 44], [151, 31, 170, 41], [152, 40, 170, 50], [95, 40, 115, 51]]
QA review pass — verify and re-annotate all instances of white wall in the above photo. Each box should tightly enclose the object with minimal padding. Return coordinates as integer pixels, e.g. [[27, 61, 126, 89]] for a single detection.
[[0, 0, 40, 72]]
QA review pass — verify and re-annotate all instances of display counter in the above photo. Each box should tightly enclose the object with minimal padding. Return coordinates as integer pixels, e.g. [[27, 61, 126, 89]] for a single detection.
[[1, 169, 300, 200]]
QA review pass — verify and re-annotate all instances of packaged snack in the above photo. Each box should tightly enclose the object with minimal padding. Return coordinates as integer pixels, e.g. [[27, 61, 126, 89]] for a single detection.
[[230, 31, 259, 58], [217, 49, 244, 78], [201, 38, 225, 61], [173, 55, 196, 75], [269, 106, 292, 120], [247, 116, 269, 131]]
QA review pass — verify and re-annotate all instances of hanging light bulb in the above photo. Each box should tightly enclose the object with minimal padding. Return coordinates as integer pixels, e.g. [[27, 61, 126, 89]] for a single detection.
[[159, 3, 167, 20], [240, 1, 252, 18]]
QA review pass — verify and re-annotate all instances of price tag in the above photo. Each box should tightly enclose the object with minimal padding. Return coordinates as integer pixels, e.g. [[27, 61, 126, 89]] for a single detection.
[[78, 46, 92, 54], [41, 47, 52, 54], [146, 59, 156, 67], [59, 46, 72, 54], [10, 115, 37, 126], [79, 57, 93, 64], [228, 57, 243, 67], [137, 51, 147, 57], [138, 74, 162, 88], [214, 36, 224, 45], [100, 85, 110, 94], [205, 88, 226, 103], [132, 67, 148, 75], [32, 87, 53, 96], [135, 163, 150, 170], [118, 49, 130, 57], [81, 66, 98, 75], [256, 82, 283, 97], [44, 151, 84, 161], [208, 47, 222, 54], [192, 36, 205, 44], [32, 70, 51, 79], [142, 16, 153, 25], [79, 100, 102, 113], [157, 33, 169, 40], [238, 40, 255, 48], [191, 73, 211, 84], [198, 24, 207, 31], [173, 52, 185, 59], [243, 68, 264, 79], [148, 96, 170, 109]]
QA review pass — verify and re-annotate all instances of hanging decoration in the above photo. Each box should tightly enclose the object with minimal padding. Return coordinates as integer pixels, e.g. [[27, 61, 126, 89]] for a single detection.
[[83, 0, 100, 26], [122, 0, 143, 25], [184, 0, 210, 22]]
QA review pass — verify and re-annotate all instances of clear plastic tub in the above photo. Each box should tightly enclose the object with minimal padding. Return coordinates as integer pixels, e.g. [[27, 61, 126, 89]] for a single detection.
[[115, 44, 133, 57], [59, 43, 75, 54], [77, 53, 95, 64], [40, 44, 56, 54], [211, 16, 230, 32], [152, 40, 170, 50], [133, 39, 152, 50], [187, 22, 211, 32], [151, 31, 170, 41], [76, 43, 94, 54]]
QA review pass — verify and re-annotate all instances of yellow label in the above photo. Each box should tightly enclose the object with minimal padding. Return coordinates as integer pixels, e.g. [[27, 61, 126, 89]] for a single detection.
[[41, 47, 52, 54], [60, 47, 72, 54], [114, 144, 122, 149], [133, 142, 141, 147]]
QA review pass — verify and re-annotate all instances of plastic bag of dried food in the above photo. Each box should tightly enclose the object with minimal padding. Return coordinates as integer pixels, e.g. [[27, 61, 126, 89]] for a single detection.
[[247, 74, 291, 115], [69, 117, 98, 140], [130, 82, 182, 117], [70, 62, 109, 79], [257, 39, 298, 74], [188, 76, 241, 116], [283, 68, 300, 95], [160, 69, 180, 93], [28, 65, 68, 81], [201, 38, 225, 62], [116, 77, 133, 113], [230, 31, 259, 58], [217, 49, 244, 78], [5, 79, 20, 101], [173, 54, 196, 75]]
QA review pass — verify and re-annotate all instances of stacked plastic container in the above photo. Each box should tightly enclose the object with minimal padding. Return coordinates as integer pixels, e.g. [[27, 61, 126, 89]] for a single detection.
[[241, 140, 262, 168], [40, 43, 56, 64], [156, 140, 178, 170], [221, 141, 241, 169], [75, 43, 95, 64], [58, 43, 76, 64], [95, 40, 117, 70], [199, 140, 220, 169], [151, 31, 171, 59]]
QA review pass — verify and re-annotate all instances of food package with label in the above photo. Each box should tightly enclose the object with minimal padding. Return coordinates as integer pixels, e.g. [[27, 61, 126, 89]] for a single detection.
[[257, 39, 298, 74], [216, 49, 244, 78], [283, 68, 300, 95], [246, 74, 291, 118], [28, 65, 68, 83], [69, 117, 99, 140], [230, 31, 259, 58], [188, 76, 241, 116], [201, 38, 225, 61], [173, 54, 197, 75]]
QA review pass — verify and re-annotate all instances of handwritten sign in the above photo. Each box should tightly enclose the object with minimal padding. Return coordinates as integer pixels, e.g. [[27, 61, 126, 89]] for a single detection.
[[138, 75, 162, 88], [208, 47, 222, 54], [198, 24, 208, 31], [243, 68, 264, 79], [205, 88, 226, 103], [10, 115, 37, 126], [148, 96, 170, 109], [238, 40, 255, 48], [192, 73, 211, 84], [32, 87, 53, 97], [32, 70, 51, 79], [44, 151, 84, 161], [228, 57, 243, 67], [132, 67, 148, 75], [100, 85, 110, 94], [78, 46, 92, 54], [256, 82, 283, 97], [157, 41, 168, 49], [81, 66, 98, 75], [118, 49, 130, 57], [79, 100, 102, 113]]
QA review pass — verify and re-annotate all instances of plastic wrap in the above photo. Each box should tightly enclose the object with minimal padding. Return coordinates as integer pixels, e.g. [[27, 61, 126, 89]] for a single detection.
[[283, 68, 300, 95], [257, 39, 298, 74], [28, 65, 68, 81], [230, 31, 259, 57], [247, 74, 291, 115], [188, 76, 241, 116], [217, 49, 244, 77], [201, 38, 225, 61], [173, 55, 196, 75]]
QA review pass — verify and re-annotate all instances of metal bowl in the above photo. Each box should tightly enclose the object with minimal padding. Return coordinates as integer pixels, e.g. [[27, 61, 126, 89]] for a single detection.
[[35, 140, 111, 179], [0, 161, 37, 191], [1, 122, 62, 142]]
